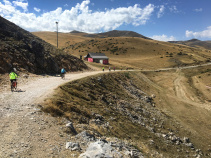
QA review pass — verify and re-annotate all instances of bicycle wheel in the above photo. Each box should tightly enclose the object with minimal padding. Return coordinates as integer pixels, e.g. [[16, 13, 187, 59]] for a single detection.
[[11, 81, 16, 92], [11, 84, 14, 92], [14, 81, 17, 90], [61, 73, 65, 79]]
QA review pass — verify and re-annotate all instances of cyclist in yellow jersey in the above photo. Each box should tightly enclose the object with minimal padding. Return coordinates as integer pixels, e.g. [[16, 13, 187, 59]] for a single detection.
[[9, 68, 18, 87]]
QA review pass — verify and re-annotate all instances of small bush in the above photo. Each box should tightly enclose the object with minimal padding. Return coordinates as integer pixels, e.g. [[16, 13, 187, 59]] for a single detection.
[[177, 52, 183, 55], [124, 72, 130, 79], [42, 104, 64, 117]]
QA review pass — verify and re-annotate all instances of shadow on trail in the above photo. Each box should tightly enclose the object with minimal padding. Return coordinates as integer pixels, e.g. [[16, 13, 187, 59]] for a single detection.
[[12, 89, 26, 93]]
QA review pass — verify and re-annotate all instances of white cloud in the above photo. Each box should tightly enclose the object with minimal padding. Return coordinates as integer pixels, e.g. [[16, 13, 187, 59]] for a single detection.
[[34, 7, 41, 12], [194, 8, 202, 12], [0, 0, 155, 33], [3, 0, 12, 5], [186, 26, 211, 38], [157, 5, 165, 18], [151, 34, 176, 41], [169, 5, 179, 13], [12, 0, 28, 12]]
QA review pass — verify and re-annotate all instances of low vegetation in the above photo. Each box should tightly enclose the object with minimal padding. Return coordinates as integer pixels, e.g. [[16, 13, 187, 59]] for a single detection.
[[33, 30, 211, 157], [142, 66, 211, 156], [2, 15, 211, 157], [43, 71, 211, 157], [33, 31, 211, 70]]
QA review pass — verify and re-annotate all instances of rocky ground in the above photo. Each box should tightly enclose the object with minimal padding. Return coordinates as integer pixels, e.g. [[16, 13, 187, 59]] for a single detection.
[[0, 71, 104, 157], [0, 70, 147, 157], [42, 71, 209, 157], [0, 67, 211, 157]]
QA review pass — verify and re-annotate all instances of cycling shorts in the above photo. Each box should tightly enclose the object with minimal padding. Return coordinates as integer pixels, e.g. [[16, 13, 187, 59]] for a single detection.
[[10, 79, 17, 83]]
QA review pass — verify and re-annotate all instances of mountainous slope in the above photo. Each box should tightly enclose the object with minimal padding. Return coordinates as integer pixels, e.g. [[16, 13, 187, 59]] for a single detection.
[[33, 30, 211, 70], [169, 39, 211, 50], [0, 17, 88, 74], [65, 37, 211, 69], [84, 30, 151, 39]]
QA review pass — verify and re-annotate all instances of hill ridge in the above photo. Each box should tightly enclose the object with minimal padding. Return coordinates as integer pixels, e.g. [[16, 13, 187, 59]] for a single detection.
[[169, 39, 211, 50], [83, 30, 151, 39]]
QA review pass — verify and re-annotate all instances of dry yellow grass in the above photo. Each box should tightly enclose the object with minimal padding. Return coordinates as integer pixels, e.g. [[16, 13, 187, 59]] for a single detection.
[[33, 32, 211, 70], [35, 31, 211, 156], [142, 65, 211, 153], [32, 31, 92, 48]]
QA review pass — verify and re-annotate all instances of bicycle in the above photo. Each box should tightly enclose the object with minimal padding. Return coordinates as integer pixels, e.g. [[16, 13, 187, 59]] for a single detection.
[[11, 80, 17, 92], [61, 73, 65, 79]]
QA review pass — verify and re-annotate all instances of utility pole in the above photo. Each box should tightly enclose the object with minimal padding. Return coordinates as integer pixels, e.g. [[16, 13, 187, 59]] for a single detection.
[[56, 21, 58, 48]]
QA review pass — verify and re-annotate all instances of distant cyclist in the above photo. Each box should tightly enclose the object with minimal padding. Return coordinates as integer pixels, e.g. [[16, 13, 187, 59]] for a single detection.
[[9, 68, 18, 88], [61, 68, 66, 79]]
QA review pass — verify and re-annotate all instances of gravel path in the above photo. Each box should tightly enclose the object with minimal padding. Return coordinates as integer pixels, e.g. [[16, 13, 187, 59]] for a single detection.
[[0, 71, 105, 157]]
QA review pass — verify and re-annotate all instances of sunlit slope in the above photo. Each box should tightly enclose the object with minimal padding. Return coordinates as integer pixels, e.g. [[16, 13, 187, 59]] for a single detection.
[[43, 71, 211, 157], [32, 31, 91, 48], [170, 39, 211, 50], [33, 31, 211, 70]]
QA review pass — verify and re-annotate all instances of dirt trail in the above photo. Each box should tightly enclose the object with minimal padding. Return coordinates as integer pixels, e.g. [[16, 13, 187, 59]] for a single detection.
[[0, 63, 210, 157], [174, 69, 211, 111], [0, 70, 107, 157]]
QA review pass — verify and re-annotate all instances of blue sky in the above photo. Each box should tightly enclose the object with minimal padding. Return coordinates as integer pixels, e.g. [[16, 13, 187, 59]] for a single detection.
[[0, 0, 211, 41]]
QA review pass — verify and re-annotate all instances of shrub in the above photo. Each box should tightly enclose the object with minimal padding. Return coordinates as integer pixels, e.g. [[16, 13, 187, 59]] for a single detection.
[[177, 52, 183, 55], [124, 72, 130, 79]]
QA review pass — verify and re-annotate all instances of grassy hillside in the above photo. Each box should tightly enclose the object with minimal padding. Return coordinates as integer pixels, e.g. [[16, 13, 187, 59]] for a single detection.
[[142, 65, 211, 155], [32, 31, 91, 48], [169, 39, 211, 50], [42, 71, 211, 157], [84, 30, 151, 39], [33, 31, 211, 70]]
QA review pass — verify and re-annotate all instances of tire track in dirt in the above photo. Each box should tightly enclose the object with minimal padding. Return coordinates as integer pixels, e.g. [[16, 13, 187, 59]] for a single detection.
[[137, 73, 163, 91], [174, 69, 211, 111]]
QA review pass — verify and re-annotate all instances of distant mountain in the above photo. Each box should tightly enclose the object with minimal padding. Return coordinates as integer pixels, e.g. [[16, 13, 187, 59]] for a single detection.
[[84, 30, 151, 39], [70, 30, 88, 34], [169, 39, 211, 50], [0, 17, 87, 74], [99, 30, 151, 39], [70, 30, 83, 33]]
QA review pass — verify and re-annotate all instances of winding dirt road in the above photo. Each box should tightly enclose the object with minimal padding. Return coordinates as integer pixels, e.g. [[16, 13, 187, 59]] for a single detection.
[[174, 69, 211, 111], [0, 71, 106, 157]]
